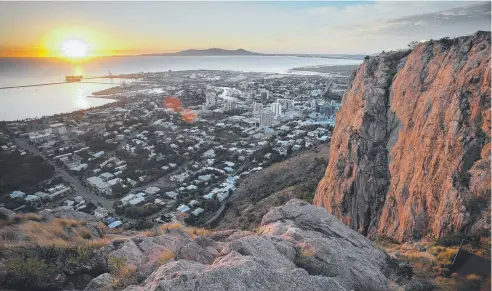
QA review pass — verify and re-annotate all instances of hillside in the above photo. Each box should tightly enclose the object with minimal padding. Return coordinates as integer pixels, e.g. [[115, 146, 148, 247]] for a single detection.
[[314, 31, 491, 241], [0, 201, 413, 291], [216, 144, 329, 230]]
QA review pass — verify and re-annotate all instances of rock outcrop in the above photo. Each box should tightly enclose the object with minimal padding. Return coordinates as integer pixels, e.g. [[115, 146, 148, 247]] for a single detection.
[[314, 31, 491, 241], [84, 200, 401, 291]]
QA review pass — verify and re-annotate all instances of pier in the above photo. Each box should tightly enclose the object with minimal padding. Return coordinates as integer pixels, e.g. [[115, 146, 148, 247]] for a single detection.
[[0, 77, 119, 90]]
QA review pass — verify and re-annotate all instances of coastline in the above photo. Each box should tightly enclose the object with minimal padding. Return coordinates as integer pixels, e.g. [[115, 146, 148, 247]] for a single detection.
[[291, 64, 360, 74], [91, 86, 125, 96]]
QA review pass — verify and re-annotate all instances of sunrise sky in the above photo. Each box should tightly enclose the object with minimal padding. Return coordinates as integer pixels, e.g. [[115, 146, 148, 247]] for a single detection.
[[0, 1, 490, 58]]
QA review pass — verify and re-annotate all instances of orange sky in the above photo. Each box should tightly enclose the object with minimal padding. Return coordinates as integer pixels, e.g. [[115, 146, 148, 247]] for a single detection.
[[0, 1, 490, 58]]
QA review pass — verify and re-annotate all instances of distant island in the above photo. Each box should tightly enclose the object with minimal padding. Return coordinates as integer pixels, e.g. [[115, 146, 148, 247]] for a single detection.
[[139, 48, 365, 60], [141, 48, 262, 56]]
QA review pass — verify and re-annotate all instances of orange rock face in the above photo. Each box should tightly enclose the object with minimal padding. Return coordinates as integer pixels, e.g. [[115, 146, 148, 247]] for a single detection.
[[314, 32, 491, 241]]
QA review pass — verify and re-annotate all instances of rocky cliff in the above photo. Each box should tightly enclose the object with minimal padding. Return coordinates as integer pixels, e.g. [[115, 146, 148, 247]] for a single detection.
[[87, 200, 402, 291], [314, 31, 491, 241], [1, 201, 409, 291]]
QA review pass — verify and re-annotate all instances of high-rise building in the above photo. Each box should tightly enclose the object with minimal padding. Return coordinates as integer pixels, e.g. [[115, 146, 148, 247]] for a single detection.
[[261, 91, 269, 104], [310, 99, 317, 108], [271, 102, 282, 117], [260, 111, 274, 128], [277, 98, 294, 111], [205, 92, 217, 107], [253, 102, 263, 115], [224, 100, 237, 112]]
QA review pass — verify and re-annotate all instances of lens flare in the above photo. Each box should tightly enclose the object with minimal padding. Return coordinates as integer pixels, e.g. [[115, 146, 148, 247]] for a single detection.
[[181, 109, 197, 124], [163, 96, 182, 112]]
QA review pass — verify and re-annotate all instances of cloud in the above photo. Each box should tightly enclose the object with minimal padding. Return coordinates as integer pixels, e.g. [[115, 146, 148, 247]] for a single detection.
[[302, 2, 490, 53]]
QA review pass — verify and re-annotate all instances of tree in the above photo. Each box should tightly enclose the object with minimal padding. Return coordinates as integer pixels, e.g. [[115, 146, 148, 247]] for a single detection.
[[111, 183, 129, 198], [407, 41, 419, 49]]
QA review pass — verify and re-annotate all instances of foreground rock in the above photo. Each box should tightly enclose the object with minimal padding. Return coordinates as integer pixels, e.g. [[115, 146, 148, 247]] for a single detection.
[[314, 31, 491, 241], [97, 200, 402, 291]]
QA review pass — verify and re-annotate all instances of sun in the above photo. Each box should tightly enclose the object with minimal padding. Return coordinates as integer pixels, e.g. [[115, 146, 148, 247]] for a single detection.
[[61, 39, 89, 58]]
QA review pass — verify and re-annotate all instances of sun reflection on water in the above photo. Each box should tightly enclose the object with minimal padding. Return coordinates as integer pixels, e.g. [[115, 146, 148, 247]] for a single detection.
[[73, 86, 90, 109]]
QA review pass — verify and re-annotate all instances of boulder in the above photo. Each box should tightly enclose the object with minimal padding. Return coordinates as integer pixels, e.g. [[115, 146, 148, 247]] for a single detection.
[[260, 200, 396, 290], [124, 251, 345, 291], [84, 273, 113, 291], [122, 200, 399, 291]]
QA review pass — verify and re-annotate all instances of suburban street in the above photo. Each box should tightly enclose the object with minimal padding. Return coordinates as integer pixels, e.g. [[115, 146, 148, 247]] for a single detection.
[[13, 137, 115, 210]]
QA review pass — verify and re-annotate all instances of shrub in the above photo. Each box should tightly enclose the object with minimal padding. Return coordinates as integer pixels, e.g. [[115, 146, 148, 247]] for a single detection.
[[436, 249, 457, 266], [3, 256, 57, 290], [158, 249, 175, 265], [108, 256, 136, 289], [108, 256, 127, 274], [374, 234, 400, 247], [79, 228, 93, 239], [112, 265, 137, 289], [336, 158, 345, 177], [435, 233, 480, 247]]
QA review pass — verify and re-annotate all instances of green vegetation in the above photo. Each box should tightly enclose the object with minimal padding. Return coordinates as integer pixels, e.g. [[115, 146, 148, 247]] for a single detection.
[[336, 157, 345, 177], [1, 243, 105, 290], [108, 256, 137, 289], [0, 150, 54, 196]]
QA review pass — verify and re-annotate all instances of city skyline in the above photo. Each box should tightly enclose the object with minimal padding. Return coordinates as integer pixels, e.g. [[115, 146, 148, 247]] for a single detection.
[[0, 1, 490, 57]]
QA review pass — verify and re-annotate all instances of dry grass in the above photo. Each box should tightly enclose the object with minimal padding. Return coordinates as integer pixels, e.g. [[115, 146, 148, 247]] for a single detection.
[[435, 248, 458, 265], [160, 223, 182, 231], [382, 239, 489, 291], [54, 218, 78, 227], [465, 274, 481, 281], [12, 213, 42, 223], [112, 264, 137, 289], [158, 249, 175, 265], [402, 250, 438, 277], [108, 256, 137, 289], [0, 217, 111, 249], [183, 227, 211, 239]]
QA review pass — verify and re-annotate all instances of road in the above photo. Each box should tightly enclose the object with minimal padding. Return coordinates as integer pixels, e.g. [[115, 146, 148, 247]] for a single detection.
[[13, 137, 115, 210]]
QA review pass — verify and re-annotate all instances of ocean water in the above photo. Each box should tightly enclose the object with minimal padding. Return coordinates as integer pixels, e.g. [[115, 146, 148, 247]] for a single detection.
[[0, 56, 361, 121]]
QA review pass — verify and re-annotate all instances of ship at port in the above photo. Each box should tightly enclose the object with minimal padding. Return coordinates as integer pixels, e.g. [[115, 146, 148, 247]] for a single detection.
[[65, 75, 83, 82]]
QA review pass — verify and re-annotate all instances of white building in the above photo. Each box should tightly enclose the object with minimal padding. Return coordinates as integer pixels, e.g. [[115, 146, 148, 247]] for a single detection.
[[260, 90, 269, 101], [271, 102, 282, 117], [28, 131, 53, 143], [191, 207, 205, 216], [94, 207, 109, 219], [87, 176, 112, 195], [145, 186, 160, 195], [310, 99, 317, 108], [253, 102, 263, 115], [277, 99, 294, 111], [260, 111, 274, 128], [49, 123, 68, 135]]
